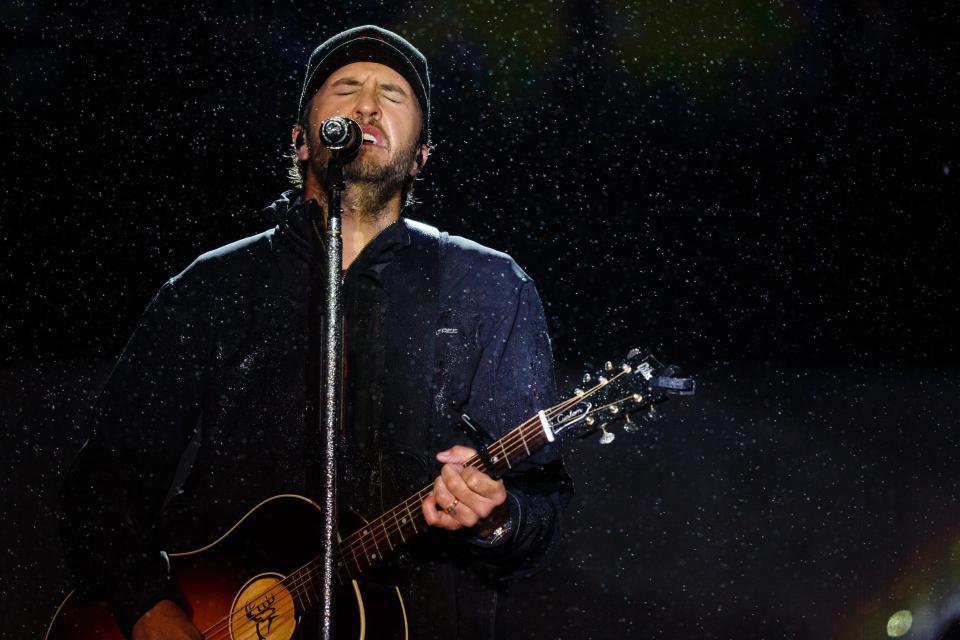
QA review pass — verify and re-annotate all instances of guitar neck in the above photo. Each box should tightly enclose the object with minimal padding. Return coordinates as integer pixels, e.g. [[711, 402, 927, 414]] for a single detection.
[[340, 413, 553, 574], [278, 350, 677, 612], [285, 411, 555, 603]]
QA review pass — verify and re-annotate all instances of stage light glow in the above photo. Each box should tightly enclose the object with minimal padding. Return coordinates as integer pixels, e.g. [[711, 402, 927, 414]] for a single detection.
[[886, 610, 913, 637]]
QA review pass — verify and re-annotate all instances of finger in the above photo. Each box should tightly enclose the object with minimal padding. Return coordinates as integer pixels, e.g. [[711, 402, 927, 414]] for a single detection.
[[433, 475, 481, 528], [432, 476, 465, 523], [434, 469, 486, 526], [440, 465, 505, 519], [421, 491, 443, 527], [432, 475, 454, 512], [436, 445, 477, 465], [460, 466, 507, 503], [422, 491, 466, 530]]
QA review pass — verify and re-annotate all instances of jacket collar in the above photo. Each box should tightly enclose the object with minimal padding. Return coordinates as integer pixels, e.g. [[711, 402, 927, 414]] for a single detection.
[[263, 189, 413, 273]]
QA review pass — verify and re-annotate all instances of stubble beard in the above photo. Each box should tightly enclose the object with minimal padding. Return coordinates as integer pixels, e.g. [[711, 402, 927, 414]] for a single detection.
[[308, 135, 417, 223]]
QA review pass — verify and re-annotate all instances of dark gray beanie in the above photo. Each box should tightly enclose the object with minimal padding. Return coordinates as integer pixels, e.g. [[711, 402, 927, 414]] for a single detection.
[[298, 25, 430, 143]]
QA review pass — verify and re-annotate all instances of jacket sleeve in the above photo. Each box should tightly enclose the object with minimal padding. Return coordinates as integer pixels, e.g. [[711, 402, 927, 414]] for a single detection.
[[58, 277, 210, 637], [460, 276, 573, 580]]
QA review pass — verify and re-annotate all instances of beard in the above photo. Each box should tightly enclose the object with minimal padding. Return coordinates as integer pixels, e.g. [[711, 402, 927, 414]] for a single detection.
[[307, 133, 417, 221]]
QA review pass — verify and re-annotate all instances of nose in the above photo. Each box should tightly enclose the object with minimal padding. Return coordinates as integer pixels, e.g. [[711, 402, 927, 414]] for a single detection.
[[351, 83, 381, 122]]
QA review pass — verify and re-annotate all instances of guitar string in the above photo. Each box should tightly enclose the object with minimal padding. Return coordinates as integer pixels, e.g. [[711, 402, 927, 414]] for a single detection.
[[297, 387, 645, 588], [194, 413, 555, 640], [197, 373, 634, 637], [338, 421, 543, 556], [212, 383, 606, 635], [197, 376, 629, 638], [336, 372, 637, 561], [198, 434, 531, 640], [195, 455, 496, 637], [337, 367, 631, 555], [197, 379, 628, 639], [334, 402, 574, 561], [216, 416, 540, 624], [193, 431, 522, 639], [201, 393, 647, 639]]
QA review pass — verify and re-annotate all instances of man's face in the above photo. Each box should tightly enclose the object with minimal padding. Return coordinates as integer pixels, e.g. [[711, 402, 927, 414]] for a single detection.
[[300, 61, 425, 190]]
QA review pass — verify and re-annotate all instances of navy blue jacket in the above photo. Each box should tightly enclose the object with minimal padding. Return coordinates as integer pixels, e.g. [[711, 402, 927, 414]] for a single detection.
[[59, 190, 572, 638]]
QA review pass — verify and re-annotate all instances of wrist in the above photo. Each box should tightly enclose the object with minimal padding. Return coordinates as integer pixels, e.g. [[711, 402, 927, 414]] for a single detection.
[[468, 492, 520, 547], [475, 499, 510, 538]]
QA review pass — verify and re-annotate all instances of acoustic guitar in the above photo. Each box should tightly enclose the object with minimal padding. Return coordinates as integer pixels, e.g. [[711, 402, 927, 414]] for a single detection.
[[46, 348, 693, 639]]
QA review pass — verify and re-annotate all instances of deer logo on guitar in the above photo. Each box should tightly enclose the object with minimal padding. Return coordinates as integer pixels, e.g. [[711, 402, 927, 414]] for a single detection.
[[243, 588, 280, 638]]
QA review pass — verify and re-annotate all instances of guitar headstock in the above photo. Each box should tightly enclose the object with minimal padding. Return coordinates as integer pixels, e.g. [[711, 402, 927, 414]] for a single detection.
[[548, 348, 695, 444]]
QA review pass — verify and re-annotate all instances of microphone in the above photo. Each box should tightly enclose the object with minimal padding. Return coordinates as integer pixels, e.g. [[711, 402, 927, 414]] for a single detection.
[[318, 116, 362, 159]]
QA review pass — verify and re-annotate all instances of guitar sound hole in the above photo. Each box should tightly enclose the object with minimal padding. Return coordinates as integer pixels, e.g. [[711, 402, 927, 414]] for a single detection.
[[230, 574, 297, 640]]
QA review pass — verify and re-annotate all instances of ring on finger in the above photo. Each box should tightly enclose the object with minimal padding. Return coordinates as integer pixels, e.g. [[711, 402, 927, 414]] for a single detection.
[[445, 497, 460, 515]]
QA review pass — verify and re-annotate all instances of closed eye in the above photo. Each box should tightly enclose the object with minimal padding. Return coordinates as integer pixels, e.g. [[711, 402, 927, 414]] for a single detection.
[[334, 91, 401, 104]]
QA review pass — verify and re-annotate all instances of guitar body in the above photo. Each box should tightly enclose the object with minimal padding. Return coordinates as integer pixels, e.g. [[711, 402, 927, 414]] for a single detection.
[[46, 494, 408, 640]]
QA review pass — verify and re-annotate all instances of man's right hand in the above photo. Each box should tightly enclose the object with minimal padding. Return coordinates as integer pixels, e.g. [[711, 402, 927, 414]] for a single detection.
[[131, 599, 202, 640]]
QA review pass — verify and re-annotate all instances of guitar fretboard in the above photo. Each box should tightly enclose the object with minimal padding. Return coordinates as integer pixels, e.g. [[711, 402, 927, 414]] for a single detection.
[[275, 354, 653, 609], [283, 412, 555, 608]]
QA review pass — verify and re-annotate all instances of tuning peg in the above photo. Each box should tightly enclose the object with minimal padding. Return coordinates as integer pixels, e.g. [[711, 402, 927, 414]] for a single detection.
[[599, 425, 615, 445], [605, 361, 614, 371], [582, 373, 592, 384], [623, 412, 639, 433], [643, 406, 661, 422]]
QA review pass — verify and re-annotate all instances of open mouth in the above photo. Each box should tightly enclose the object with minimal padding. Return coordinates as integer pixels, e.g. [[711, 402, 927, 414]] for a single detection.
[[362, 133, 377, 145]]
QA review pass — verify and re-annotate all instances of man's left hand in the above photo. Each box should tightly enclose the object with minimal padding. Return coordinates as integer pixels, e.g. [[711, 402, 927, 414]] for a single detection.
[[422, 445, 508, 535]]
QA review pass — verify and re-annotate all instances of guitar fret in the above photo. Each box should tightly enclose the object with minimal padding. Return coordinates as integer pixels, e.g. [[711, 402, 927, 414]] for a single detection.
[[407, 502, 419, 533], [500, 440, 512, 469], [528, 424, 545, 450], [364, 526, 381, 561], [518, 426, 531, 455], [354, 529, 369, 566], [393, 508, 406, 543], [380, 517, 394, 551], [333, 405, 568, 589], [350, 546, 363, 575]]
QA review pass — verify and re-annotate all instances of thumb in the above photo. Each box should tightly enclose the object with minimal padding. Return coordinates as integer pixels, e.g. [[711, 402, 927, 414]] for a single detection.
[[436, 445, 476, 464]]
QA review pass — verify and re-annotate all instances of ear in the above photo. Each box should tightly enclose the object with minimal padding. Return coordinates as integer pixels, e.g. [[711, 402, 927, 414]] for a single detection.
[[292, 125, 310, 161], [409, 143, 429, 177]]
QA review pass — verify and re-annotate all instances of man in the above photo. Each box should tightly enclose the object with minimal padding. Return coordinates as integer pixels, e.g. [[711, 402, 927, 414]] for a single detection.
[[59, 25, 570, 640]]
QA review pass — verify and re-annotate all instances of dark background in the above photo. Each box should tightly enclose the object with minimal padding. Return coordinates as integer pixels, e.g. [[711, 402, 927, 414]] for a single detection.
[[3, 1, 958, 638]]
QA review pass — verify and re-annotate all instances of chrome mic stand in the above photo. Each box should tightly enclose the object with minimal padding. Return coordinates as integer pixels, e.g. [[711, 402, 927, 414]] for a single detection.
[[315, 116, 361, 640]]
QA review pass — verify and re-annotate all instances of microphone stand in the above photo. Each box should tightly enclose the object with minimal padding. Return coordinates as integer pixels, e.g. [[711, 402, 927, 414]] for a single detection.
[[317, 148, 347, 640], [307, 116, 360, 640]]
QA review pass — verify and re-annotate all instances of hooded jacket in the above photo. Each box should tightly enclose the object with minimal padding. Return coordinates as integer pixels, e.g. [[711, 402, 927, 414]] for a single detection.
[[59, 190, 571, 639]]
